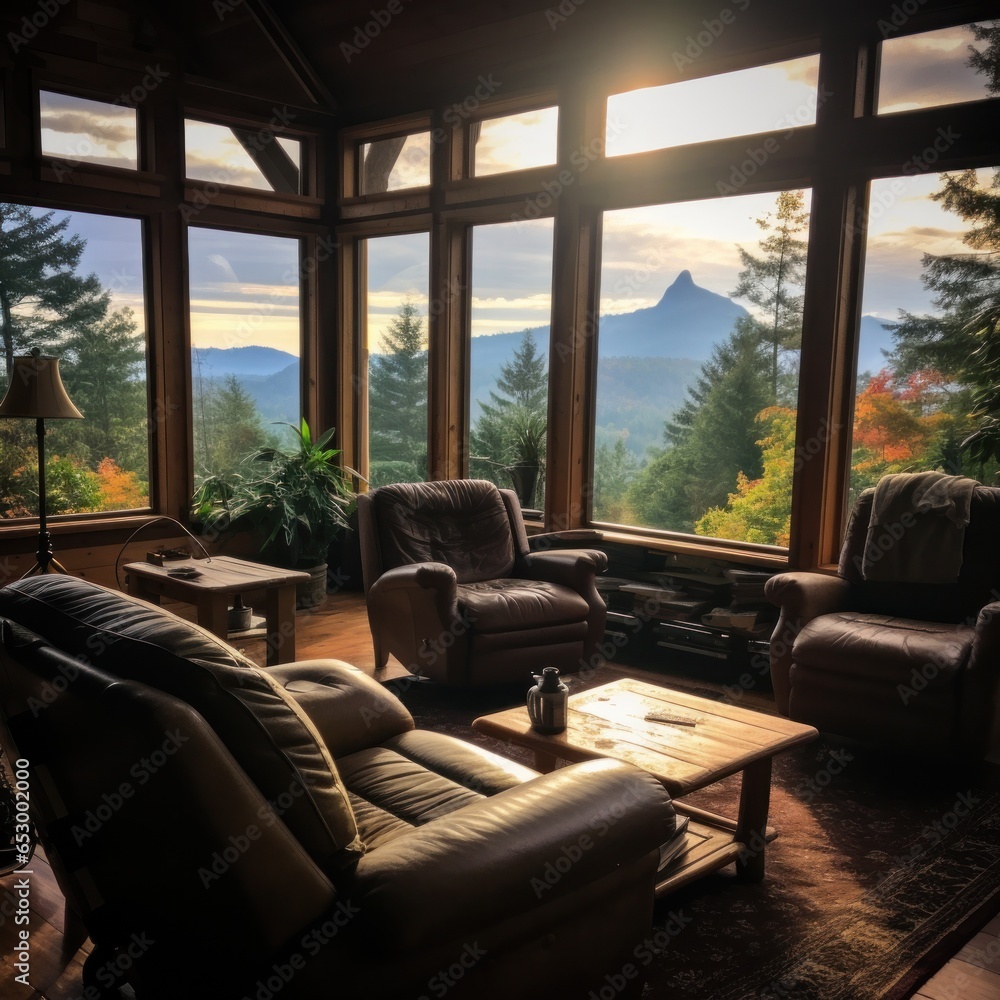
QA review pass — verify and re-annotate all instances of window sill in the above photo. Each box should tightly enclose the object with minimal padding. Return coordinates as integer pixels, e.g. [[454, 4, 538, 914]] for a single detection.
[[596, 528, 789, 570]]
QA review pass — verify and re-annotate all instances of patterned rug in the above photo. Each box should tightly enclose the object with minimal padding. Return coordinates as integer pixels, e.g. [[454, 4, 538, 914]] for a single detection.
[[386, 663, 1000, 1000]]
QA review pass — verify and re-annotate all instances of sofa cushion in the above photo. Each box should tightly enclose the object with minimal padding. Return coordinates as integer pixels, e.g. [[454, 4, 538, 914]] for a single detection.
[[339, 731, 539, 851], [0, 576, 363, 874], [456, 578, 589, 632], [372, 480, 515, 583], [794, 611, 974, 686]]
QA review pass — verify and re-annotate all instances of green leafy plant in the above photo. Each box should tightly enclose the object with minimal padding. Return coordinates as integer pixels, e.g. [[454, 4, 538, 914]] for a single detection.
[[193, 420, 357, 569], [509, 406, 546, 467]]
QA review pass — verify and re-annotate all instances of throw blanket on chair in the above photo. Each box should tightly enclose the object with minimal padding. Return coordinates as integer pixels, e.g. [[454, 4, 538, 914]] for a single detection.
[[862, 471, 977, 584]]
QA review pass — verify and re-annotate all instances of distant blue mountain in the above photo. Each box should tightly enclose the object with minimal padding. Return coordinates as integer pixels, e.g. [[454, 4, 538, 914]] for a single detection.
[[598, 269, 750, 358], [194, 273, 900, 463], [857, 315, 897, 378], [192, 346, 298, 379]]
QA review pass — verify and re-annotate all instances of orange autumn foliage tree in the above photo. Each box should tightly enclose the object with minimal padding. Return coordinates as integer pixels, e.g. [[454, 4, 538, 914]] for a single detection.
[[695, 407, 796, 546], [95, 457, 148, 511], [852, 370, 931, 464]]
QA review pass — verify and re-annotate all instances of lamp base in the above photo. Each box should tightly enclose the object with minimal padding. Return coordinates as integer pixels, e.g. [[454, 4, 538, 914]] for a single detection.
[[20, 556, 70, 578], [19, 528, 70, 578]]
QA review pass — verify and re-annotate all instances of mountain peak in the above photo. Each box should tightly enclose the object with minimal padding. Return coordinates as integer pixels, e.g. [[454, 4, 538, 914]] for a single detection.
[[655, 270, 698, 307]]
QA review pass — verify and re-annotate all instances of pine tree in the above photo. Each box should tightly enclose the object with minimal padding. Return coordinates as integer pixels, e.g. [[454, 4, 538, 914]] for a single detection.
[[732, 190, 809, 400], [472, 331, 547, 455], [628, 318, 772, 531], [51, 307, 148, 476], [0, 204, 108, 379], [482, 330, 548, 416], [368, 301, 428, 479]]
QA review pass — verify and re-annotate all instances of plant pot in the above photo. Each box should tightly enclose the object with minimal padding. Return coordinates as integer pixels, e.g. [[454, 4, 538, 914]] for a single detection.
[[296, 562, 328, 609], [507, 462, 540, 509]]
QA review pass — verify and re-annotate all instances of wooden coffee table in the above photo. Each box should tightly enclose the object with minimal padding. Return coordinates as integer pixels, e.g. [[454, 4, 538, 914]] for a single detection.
[[124, 556, 310, 666], [472, 677, 817, 896]]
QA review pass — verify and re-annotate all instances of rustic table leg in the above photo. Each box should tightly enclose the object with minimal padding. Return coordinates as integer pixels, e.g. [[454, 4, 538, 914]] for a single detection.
[[128, 576, 162, 606], [263, 584, 297, 665], [532, 748, 559, 773], [196, 592, 230, 643], [735, 757, 772, 883]]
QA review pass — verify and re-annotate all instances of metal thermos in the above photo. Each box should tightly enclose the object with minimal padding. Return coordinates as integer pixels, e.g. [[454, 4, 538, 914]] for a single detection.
[[527, 666, 568, 734]]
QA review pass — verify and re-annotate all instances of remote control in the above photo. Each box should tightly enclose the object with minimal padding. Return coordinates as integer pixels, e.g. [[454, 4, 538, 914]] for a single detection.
[[644, 712, 697, 727]]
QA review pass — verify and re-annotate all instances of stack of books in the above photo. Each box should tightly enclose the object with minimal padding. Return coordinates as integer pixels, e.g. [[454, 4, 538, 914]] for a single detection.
[[657, 814, 692, 874]]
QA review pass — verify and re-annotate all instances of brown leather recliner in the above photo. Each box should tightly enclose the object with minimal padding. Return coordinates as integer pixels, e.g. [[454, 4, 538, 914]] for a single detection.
[[765, 484, 1000, 758], [358, 479, 608, 684], [0, 575, 673, 1000]]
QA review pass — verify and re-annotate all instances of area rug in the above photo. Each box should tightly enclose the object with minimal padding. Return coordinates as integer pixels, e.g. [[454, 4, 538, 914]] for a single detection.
[[385, 663, 1000, 1000]]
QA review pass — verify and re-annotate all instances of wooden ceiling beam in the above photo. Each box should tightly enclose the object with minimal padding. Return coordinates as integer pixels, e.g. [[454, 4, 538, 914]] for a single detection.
[[244, 0, 338, 111]]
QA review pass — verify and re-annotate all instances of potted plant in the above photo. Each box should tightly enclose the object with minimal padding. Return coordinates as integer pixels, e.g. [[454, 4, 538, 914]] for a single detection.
[[506, 407, 546, 510], [192, 420, 356, 608]]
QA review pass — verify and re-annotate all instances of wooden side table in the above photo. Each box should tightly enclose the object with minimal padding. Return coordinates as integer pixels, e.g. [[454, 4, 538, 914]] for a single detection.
[[124, 556, 311, 666]]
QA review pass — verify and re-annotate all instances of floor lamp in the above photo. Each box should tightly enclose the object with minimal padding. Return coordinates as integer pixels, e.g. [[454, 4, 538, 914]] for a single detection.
[[0, 349, 83, 576]]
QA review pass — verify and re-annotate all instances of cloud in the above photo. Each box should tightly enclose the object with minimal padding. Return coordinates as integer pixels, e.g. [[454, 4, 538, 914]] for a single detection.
[[879, 23, 992, 112], [40, 111, 135, 145]]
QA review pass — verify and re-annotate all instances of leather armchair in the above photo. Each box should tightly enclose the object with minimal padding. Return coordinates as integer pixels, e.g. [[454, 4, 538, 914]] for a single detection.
[[358, 479, 608, 683], [0, 575, 674, 1000], [765, 485, 1000, 758]]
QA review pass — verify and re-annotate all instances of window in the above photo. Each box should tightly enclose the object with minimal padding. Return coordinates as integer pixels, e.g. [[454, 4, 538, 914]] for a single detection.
[[185, 119, 301, 193], [878, 21, 1000, 114], [0, 204, 149, 516], [469, 219, 554, 511], [472, 108, 559, 176], [363, 232, 429, 487], [606, 54, 820, 156], [592, 189, 811, 546], [39, 91, 138, 170], [187, 227, 302, 481], [359, 133, 431, 193], [848, 168, 1000, 505]]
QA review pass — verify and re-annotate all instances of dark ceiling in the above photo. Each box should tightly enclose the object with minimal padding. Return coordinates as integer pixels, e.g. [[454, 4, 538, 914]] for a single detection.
[[155, 0, 824, 121]]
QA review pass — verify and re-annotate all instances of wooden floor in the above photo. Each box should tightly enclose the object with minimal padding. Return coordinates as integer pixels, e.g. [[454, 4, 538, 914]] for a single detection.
[[1, 590, 997, 999]]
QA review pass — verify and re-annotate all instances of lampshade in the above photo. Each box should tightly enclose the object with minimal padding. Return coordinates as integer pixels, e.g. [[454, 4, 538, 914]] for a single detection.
[[0, 352, 83, 420]]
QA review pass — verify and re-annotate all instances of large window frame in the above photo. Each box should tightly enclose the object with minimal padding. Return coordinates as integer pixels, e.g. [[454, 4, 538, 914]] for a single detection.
[[0, 55, 331, 557], [340, 7, 999, 569]]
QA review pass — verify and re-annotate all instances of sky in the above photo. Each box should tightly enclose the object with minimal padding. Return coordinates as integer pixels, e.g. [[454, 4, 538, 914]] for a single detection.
[[17, 21, 1000, 360]]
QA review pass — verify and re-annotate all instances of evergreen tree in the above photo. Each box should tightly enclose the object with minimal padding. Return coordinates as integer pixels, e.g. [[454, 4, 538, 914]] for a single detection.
[[888, 168, 1000, 470], [481, 330, 548, 416], [51, 307, 148, 476], [471, 330, 548, 481], [191, 373, 275, 477], [732, 190, 809, 400], [0, 204, 108, 378], [627, 318, 772, 531], [592, 435, 639, 523], [368, 300, 427, 481]]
